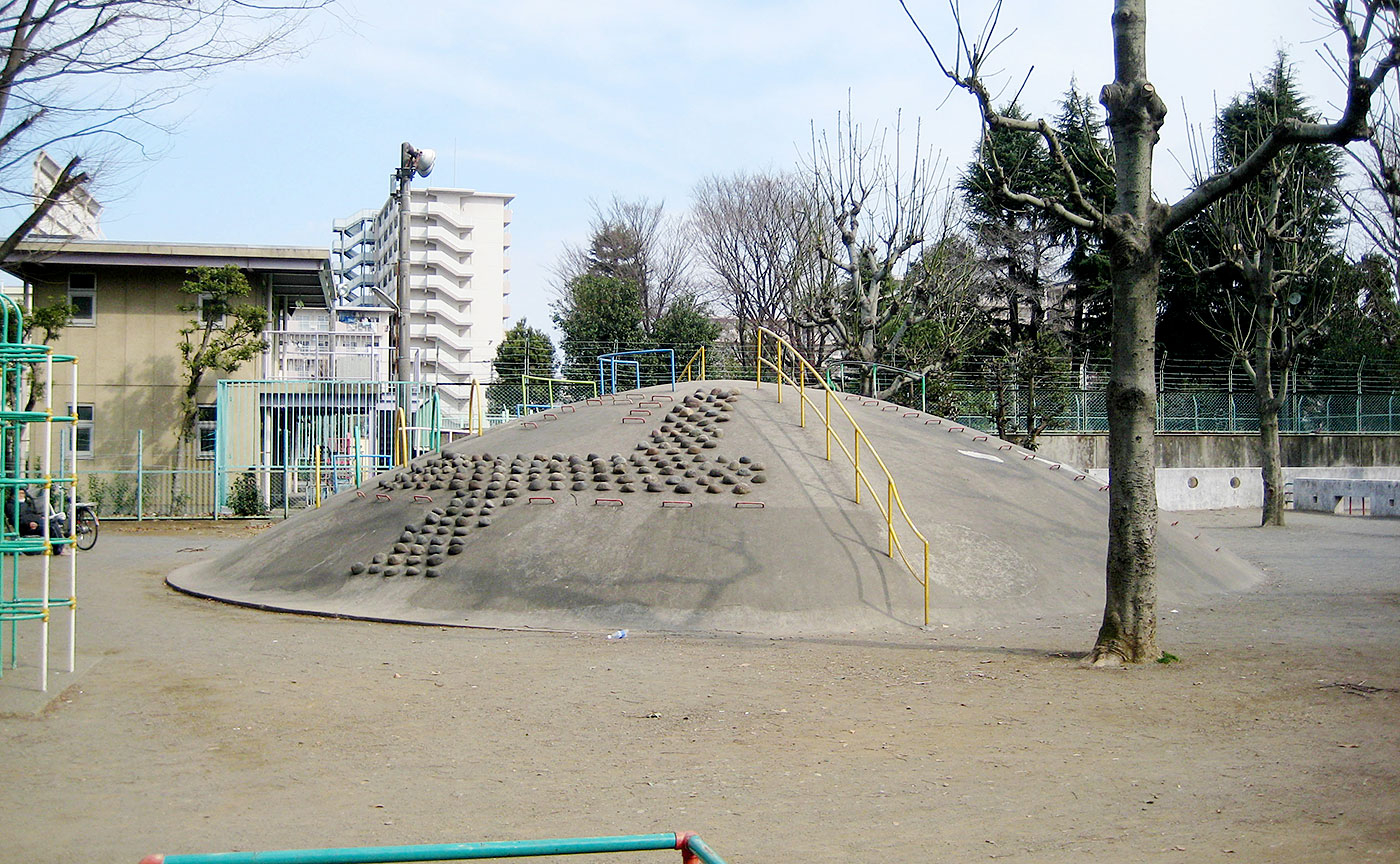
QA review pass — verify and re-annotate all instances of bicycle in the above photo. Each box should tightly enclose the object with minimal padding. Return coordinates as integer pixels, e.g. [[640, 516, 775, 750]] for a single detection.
[[72, 500, 98, 551], [16, 487, 98, 552]]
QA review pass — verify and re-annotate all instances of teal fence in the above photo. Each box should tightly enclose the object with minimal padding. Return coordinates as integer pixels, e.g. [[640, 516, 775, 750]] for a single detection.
[[139, 831, 729, 864], [821, 359, 1400, 435]]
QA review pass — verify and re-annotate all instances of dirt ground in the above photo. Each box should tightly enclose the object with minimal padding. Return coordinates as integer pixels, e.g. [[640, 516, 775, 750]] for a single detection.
[[1, 510, 1397, 864]]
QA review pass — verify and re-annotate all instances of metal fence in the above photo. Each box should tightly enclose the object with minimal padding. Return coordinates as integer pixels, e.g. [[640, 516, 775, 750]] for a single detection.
[[73, 349, 1398, 519], [941, 389, 1400, 435]]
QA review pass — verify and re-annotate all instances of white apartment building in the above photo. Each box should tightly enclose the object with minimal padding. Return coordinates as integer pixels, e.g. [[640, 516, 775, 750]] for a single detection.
[[331, 186, 513, 405]]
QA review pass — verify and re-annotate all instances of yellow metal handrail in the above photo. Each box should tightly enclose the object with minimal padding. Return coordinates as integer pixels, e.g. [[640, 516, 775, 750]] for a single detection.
[[754, 327, 932, 625], [680, 346, 706, 382], [464, 379, 485, 436]]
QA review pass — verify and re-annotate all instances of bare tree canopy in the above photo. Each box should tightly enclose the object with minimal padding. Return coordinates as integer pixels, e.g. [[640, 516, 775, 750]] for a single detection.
[[553, 195, 693, 329], [800, 108, 947, 395], [901, 0, 1400, 665], [0, 0, 336, 259], [691, 169, 824, 348]]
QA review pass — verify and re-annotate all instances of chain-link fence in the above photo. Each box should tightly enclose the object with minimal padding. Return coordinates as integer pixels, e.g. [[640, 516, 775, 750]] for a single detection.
[[74, 349, 1397, 519]]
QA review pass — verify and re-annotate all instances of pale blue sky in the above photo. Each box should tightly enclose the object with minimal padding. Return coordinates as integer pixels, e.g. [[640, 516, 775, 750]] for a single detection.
[[73, 1, 1345, 331]]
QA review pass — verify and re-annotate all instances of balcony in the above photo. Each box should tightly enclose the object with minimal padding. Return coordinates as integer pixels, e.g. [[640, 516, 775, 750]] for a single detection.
[[265, 330, 387, 381]]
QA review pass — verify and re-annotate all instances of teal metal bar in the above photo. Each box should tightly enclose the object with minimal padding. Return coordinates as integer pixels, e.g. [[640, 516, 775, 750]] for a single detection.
[[146, 832, 704, 864], [136, 429, 145, 522]]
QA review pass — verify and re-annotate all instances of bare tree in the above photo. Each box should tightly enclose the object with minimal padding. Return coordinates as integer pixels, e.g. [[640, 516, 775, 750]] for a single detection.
[[691, 169, 823, 351], [553, 196, 693, 329], [902, 0, 1400, 664], [800, 108, 942, 395], [870, 200, 989, 402], [0, 0, 336, 259], [1339, 67, 1400, 279], [1184, 59, 1345, 527]]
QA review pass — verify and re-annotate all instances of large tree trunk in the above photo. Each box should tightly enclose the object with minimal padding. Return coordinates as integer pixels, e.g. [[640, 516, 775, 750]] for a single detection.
[[1258, 396, 1286, 526], [1094, 239, 1162, 664], [1090, 0, 1167, 665]]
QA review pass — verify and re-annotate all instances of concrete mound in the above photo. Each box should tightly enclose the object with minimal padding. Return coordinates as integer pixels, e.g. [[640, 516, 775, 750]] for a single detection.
[[169, 381, 1262, 635]]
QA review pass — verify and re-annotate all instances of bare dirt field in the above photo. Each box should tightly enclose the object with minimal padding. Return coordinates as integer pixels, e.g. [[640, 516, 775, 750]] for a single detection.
[[1, 510, 1397, 864]]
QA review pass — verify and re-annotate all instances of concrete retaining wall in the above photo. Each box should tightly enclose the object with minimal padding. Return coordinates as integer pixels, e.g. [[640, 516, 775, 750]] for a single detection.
[[1292, 477, 1400, 516], [1037, 433, 1400, 471]]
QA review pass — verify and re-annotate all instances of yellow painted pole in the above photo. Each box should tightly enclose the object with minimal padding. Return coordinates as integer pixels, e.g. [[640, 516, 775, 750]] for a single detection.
[[923, 540, 930, 626], [798, 364, 806, 427], [315, 448, 322, 508], [755, 330, 762, 388], [824, 388, 831, 461], [886, 480, 893, 557], [853, 430, 861, 504], [776, 342, 783, 404], [701, 346, 706, 380]]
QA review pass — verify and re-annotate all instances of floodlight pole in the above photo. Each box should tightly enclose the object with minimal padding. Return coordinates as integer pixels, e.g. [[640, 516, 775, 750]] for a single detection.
[[394, 142, 417, 388]]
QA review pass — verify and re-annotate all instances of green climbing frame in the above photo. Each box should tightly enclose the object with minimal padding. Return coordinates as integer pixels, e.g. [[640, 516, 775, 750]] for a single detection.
[[0, 294, 79, 692]]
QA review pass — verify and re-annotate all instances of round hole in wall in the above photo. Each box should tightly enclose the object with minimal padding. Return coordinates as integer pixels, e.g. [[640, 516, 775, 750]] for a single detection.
[[1230, 476, 1241, 488], [1187, 476, 1199, 489]]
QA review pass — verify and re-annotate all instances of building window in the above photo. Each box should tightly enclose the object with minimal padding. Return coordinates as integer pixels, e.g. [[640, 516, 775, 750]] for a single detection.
[[67, 273, 95, 325], [195, 293, 226, 327], [69, 404, 93, 458], [197, 404, 217, 459]]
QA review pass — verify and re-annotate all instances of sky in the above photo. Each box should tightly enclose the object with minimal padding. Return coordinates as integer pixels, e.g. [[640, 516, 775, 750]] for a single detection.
[[63, 0, 1353, 335]]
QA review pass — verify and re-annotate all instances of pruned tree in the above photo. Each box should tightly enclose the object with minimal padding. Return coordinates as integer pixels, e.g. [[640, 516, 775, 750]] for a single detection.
[[1184, 57, 1346, 527], [691, 169, 825, 351], [800, 108, 942, 396], [0, 0, 335, 258], [902, 0, 1400, 664], [177, 265, 268, 441], [1339, 56, 1400, 281]]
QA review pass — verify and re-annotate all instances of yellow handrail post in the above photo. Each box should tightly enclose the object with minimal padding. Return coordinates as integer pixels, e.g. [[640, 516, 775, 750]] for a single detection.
[[701, 345, 706, 380], [315, 448, 323, 508], [853, 430, 861, 504], [824, 387, 832, 461], [800, 361, 812, 428], [886, 480, 894, 557], [923, 540, 930, 626], [755, 330, 762, 388]]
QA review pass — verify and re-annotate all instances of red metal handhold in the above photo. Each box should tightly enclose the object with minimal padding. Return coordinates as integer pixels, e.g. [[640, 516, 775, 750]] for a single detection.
[[676, 832, 700, 864], [413, 494, 433, 502]]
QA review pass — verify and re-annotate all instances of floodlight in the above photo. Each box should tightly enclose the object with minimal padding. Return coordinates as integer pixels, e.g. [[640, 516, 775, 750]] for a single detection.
[[415, 148, 436, 178]]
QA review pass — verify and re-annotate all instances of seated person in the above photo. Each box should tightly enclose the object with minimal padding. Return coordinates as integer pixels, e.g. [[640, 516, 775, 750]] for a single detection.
[[17, 488, 66, 538]]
